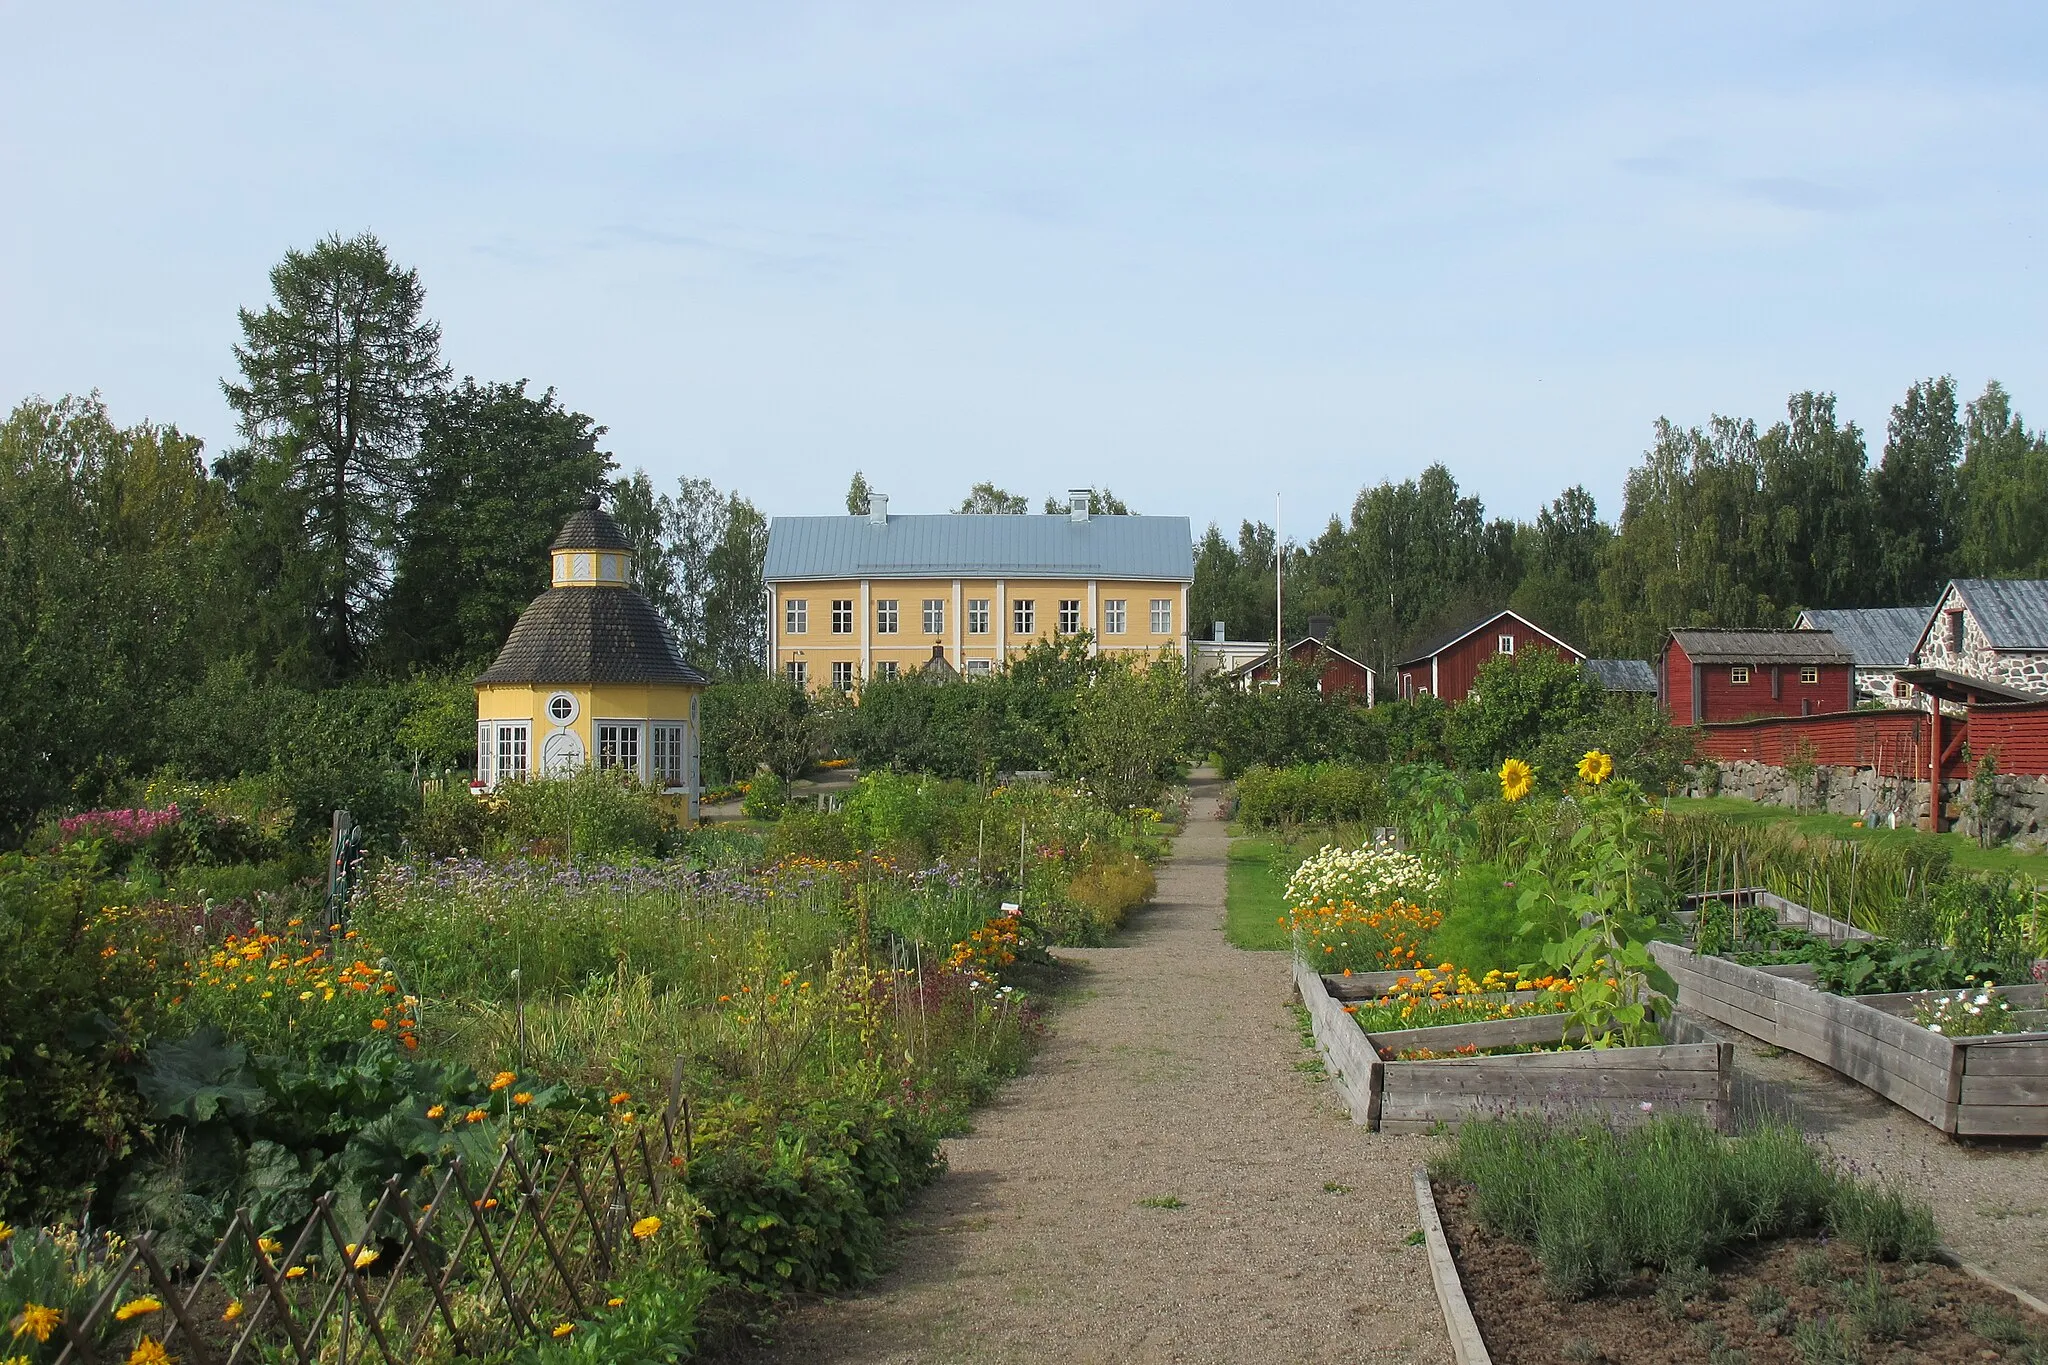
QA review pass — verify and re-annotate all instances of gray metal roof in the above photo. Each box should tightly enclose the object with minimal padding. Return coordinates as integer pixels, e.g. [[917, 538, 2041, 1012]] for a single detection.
[[1952, 579, 2048, 651], [1583, 659, 1657, 692], [1668, 628, 1854, 665], [763, 513, 1195, 582], [1795, 607, 1932, 668]]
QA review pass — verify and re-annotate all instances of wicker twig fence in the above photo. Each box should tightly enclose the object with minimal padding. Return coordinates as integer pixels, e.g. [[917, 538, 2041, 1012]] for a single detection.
[[27, 1097, 693, 1365]]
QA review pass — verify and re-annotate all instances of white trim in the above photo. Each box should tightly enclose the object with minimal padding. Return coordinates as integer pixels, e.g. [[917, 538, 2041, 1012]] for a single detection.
[[545, 691, 580, 725], [1397, 609, 1585, 670], [859, 578, 872, 678], [952, 577, 963, 668], [995, 577, 1007, 659], [1087, 579, 1099, 655], [593, 718, 648, 782], [1179, 583, 1189, 658]]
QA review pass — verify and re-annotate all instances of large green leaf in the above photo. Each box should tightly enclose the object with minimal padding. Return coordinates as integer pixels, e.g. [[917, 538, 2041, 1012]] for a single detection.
[[135, 1027, 268, 1122]]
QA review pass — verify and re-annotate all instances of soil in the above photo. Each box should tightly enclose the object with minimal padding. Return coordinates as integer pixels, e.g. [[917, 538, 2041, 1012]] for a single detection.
[[727, 773, 1452, 1364], [1435, 1178, 2048, 1364]]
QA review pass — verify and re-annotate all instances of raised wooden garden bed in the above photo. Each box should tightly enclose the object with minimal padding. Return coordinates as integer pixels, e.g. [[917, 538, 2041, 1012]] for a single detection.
[[1673, 886, 1872, 945], [1294, 956, 1733, 1133], [1648, 938, 2048, 1136]]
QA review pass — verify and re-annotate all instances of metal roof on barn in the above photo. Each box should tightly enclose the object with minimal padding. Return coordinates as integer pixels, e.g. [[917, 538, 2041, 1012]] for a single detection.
[[1667, 628, 1854, 666], [1582, 659, 1657, 692], [1795, 607, 1933, 668], [1951, 579, 2048, 651], [762, 513, 1195, 582]]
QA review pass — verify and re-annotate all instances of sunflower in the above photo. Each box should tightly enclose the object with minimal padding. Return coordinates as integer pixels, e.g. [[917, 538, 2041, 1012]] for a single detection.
[[1577, 749, 1614, 786], [1498, 757, 1534, 803]]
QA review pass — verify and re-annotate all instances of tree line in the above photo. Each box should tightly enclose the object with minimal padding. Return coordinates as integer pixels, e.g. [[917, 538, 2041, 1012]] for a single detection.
[[1191, 380, 2048, 676]]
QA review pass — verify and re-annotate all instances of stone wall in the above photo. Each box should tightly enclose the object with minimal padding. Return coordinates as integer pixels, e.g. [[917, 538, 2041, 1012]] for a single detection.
[[1685, 759, 2048, 855], [1917, 584, 2048, 697]]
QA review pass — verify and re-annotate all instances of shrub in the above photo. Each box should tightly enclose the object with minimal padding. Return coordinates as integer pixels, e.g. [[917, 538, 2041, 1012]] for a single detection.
[[0, 854, 163, 1223], [1283, 845, 1439, 911], [1233, 763, 1389, 828], [1426, 862, 1535, 970], [741, 772, 787, 821], [409, 781, 502, 858], [841, 771, 958, 858], [768, 809, 853, 862], [494, 769, 670, 860], [1065, 851, 1157, 935]]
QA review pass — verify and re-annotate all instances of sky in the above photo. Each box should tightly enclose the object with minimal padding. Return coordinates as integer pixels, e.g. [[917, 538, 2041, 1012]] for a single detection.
[[3, 2, 2045, 541]]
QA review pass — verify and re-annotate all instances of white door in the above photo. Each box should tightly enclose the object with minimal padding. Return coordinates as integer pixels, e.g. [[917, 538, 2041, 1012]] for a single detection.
[[541, 730, 585, 776]]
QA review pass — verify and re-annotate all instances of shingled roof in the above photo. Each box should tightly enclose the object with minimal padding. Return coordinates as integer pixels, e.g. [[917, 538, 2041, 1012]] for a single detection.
[[549, 495, 636, 552], [477, 588, 706, 687], [1667, 628, 1853, 666], [1796, 607, 1933, 668]]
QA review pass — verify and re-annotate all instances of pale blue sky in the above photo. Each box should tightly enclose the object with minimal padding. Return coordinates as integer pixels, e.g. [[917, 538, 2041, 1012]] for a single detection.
[[3, 3, 2044, 539]]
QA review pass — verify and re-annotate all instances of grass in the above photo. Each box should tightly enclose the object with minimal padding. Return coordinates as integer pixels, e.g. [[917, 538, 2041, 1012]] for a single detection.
[[1137, 1194, 1185, 1209], [1226, 835, 1299, 950], [1668, 796, 2046, 879]]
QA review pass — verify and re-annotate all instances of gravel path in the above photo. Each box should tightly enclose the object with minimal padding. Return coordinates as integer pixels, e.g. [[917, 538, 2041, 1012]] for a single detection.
[[1706, 1022, 2048, 1299], [736, 775, 1451, 1364]]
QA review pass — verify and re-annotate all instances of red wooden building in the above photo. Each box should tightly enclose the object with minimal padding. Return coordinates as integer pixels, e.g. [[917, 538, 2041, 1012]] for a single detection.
[[1232, 635, 1376, 702], [1660, 629, 1854, 724], [1393, 610, 1583, 701]]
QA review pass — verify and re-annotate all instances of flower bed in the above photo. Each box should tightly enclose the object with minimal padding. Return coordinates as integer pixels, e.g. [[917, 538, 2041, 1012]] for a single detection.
[[1294, 956, 1734, 1133]]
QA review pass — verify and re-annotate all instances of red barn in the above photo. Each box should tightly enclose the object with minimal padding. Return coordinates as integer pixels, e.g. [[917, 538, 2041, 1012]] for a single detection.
[[1660, 628, 1855, 725], [1232, 635, 1376, 702], [1393, 610, 1584, 701]]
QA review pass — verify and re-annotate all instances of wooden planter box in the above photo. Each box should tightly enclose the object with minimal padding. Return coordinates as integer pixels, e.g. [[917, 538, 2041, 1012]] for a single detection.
[[1648, 940, 2048, 1136], [1295, 956, 1734, 1133], [1674, 887, 1873, 945]]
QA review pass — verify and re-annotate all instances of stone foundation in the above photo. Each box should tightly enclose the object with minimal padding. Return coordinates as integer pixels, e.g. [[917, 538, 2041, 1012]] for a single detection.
[[1684, 759, 2048, 854]]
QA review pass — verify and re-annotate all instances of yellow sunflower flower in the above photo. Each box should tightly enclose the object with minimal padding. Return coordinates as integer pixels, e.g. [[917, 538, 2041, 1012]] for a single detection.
[[1576, 748, 1614, 785], [1498, 757, 1534, 803]]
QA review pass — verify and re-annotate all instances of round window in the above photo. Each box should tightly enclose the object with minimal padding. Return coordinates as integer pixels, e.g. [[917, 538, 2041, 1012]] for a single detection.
[[547, 693, 578, 724]]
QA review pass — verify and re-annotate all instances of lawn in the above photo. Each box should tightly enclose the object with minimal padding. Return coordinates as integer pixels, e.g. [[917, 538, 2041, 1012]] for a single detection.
[[1666, 796, 2047, 880], [1227, 834, 1299, 950]]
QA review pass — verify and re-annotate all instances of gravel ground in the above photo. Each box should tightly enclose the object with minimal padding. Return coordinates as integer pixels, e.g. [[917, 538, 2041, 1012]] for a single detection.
[[1706, 1022, 2048, 1301], [732, 775, 1451, 1364]]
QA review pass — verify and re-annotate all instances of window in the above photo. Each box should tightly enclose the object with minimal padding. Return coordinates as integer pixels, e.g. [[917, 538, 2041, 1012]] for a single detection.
[[967, 599, 990, 634], [495, 722, 530, 782], [1731, 666, 1751, 685], [785, 599, 807, 635], [923, 599, 945, 634], [831, 661, 855, 690], [1800, 666, 1819, 685], [876, 661, 899, 681], [1498, 634, 1515, 655], [476, 722, 493, 785], [546, 692, 577, 724], [1103, 599, 1127, 635], [831, 600, 854, 634], [1150, 599, 1172, 634], [875, 599, 899, 634], [651, 724, 687, 788], [965, 658, 993, 676], [597, 722, 641, 773], [1945, 610, 1965, 653], [785, 660, 808, 686], [1013, 599, 1035, 635], [1892, 679, 1911, 699], [1058, 599, 1082, 633]]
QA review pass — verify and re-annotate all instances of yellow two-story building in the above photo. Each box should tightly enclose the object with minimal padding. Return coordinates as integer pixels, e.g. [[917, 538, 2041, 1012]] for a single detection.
[[762, 491, 1194, 688]]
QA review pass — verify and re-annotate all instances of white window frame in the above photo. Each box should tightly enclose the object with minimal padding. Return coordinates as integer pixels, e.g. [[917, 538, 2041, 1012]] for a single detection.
[[965, 658, 993, 677], [546, 691, 579, 725], [595, 720, 644, 778], [1498, 634, 1515, 655], [494, 722, 530, 785], [476, 721, 494, 786], [923, 599, 945, 634], [1103, 599, 1127, 635], [785, 598, 808, 635], [831, 660, 855, 690], [650, 723, 687, 789], [1731, 666, 1751, 685], [876, 660, 899, 681], [1150, 598, 1172, 634], [1800, 665, 1819, 685], [1013, 599, 1035, 635], [1058, 599, 1082, 634], [785, 660, 808, 686], [875, 599, 899, 634], [968, 599, 990, 634], [831, 599, 854, 634]]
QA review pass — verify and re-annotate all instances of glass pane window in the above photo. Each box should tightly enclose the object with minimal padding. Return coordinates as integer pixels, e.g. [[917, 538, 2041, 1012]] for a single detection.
[[1150, 599, 1172, 634], [1013, 599, 1035, 635], [1801, 666, 1819, 684], [923, 599, 945, 633], [785, 599, 808, 634], [496, 723, 529, 782], [597, 723, 641, 773], [876, 661, 899, 680], [968, 599, 990, 633], [785, 660, 808, 686], [651, 724, 687, 787], [965, 658, 993, 676], [832, 600, 854, 633], [832, 661, 855, 690], [875, 599, 899, 634], [1731, 666, 1750, 685], [1103, 599, 1126, 634], [476, 722, 494, 785], [1498, 635, 1515, 654], [1058, 599, 1081, 633]]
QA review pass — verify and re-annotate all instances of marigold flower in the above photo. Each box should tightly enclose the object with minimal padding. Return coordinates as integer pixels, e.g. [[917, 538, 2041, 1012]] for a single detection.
[[222, 1299, 244, 1322], [370, 1018, 389, 1031], [513, 1092, 532, 1106], [114, 1297, 163, 1321], [631, 1215, 662, 1240], [606, 1296, 625, 1307], [609, 1091, 631, 1106], [466, 1109, 488, 1123], [552, 1323, 575, 1338], [285, 1266, 307, 1279], [128, 1337, 173, 1365], [14, 1303, 61, 1341], [489, 1071, 517, 1091], [427, 1104, 446, 1119], [258, 1236, 283, 1255], [354, 1247, 379, 1269]]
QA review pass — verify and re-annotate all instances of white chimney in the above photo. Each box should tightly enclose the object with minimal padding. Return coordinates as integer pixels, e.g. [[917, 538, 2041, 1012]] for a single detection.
[[869, 493, 889, 525], [1068, 488, 1090, 522]]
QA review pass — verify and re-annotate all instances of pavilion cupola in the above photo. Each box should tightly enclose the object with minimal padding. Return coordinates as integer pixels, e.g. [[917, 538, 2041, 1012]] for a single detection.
[[549, 493, 637, 587]]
